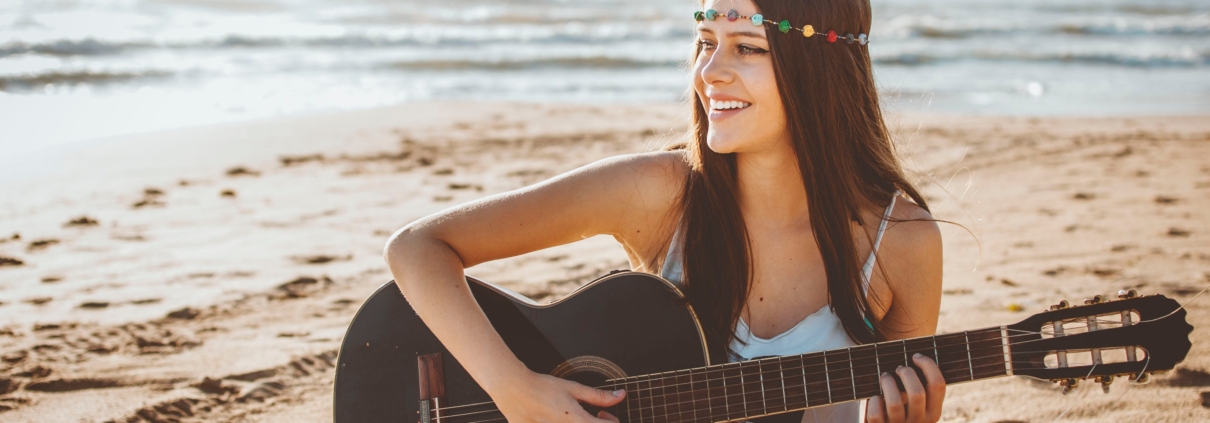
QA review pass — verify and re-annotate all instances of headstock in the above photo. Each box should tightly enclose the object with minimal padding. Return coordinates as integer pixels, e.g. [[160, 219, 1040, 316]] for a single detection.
[[1007, 289, 1193, 393]]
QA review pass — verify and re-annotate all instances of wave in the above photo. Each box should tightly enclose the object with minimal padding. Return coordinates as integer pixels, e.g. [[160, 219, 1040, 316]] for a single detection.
[[386, 56, 683, 71], [881, 14, 1210, 39], [0, 70, 171, 91], [874, 49, 1209, 68], [0, 24, 693, 59]]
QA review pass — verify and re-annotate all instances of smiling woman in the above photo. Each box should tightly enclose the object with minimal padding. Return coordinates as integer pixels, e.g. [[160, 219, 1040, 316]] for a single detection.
[[385, 0, 943, 422]]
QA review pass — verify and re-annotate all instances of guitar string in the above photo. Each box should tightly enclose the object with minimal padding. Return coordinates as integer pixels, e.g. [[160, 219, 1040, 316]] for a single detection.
[[440, 353, 1154, 423], [426, 317, 1143, 416], [455, 357, 1155, 423], [428, 343, 1122, 421], [597, 354, 1155, 423], [427, 328, 1143, 419], [428, 361, 1020, 422], [427, 325, 1127, 416]]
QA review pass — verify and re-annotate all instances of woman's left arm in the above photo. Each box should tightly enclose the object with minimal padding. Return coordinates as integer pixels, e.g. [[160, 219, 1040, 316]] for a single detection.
[[864, 212, 945, 423]]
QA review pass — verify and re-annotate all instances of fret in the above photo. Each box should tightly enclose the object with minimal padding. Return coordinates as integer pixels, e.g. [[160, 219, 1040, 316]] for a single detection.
[[754, 361, 768, 414], [738, 361, 760, 417], [638, 378, 653, 422], [849, 344, 881, 400], [802, 352, 830, 407], [625, 380, 637, 423], [721, 363, 744, 419], [778, 355, 807, 409], [666, 370, 685, 422], [690, 368, 709, 422], [934, 332, 973, 383], [847, 348, 856, 399], [824, 350, 854, 402], [766, 357, 788, 412], [963, 332, 974, 380], [778, 357, 789, 411], [903, 337, 940, 364], [705, 365, 728, 419], [969, 328, 1010, 379], [653, 372, 668, 421]]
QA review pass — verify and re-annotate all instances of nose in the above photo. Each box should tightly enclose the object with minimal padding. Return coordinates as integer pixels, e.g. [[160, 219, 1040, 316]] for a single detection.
[[698, 44, 737, 87]]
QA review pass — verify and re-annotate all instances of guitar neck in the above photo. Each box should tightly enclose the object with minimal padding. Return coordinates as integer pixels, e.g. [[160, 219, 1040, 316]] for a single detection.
[[605, 326, 1012, 422]]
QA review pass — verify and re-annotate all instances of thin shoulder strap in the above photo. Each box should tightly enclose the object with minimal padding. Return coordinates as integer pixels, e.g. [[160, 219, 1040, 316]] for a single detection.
[[659, 222, 685, 284], [861, 190, 901, 294]]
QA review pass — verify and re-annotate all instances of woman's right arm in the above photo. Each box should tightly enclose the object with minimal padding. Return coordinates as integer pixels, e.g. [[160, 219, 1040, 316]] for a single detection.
[[383, 151, 686, 422]]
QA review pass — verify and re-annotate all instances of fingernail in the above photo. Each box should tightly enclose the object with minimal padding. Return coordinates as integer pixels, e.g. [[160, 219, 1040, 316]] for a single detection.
[[914, 353, 924, 359], [613, 389, 624, 397], [881, 372, 889, 378]]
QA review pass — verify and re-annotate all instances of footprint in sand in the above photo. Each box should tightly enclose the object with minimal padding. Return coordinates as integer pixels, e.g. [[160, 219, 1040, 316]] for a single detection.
[[1155, 195, 1181, 205], [0, 256, 23, 267], [220, 189, 237, 198], [226, 166, 260, 177], [63, 216, 99, 227], [291, 254, 352, 265], [26, 239, 59, 251], [1168, 227, 1192, 237]]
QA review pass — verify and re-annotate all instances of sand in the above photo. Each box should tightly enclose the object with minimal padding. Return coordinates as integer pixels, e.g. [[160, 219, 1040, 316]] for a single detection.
[[0, 102, 1207, 422]]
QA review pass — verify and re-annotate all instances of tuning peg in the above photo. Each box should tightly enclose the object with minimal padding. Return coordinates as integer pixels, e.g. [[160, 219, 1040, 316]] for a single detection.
[[1049, 300, 1070, 310], [1134, 373, 1150, 384], [1060, 378, 1080, 394], [1117, 289, 1137, 299], [1096, 376, 1112, 393], [1083, 295, 1104, 305]]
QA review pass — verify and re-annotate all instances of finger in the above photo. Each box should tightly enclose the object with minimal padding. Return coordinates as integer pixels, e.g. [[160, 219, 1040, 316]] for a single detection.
[[879, 372, 906, 423], [913, 353, 947, 420], [895, 365, 926, 423], [866, 395, 887, 423], [598, 410, 621, 423], [569, 382, 626, 408]]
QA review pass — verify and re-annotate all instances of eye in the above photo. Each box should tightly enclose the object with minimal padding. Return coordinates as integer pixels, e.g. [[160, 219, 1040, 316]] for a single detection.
[[738, 44, 768, 56], [695, 39, 716, 50]]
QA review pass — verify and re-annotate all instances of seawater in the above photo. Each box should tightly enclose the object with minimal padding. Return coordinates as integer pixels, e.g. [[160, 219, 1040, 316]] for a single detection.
[[1, 0, 1207, 149]]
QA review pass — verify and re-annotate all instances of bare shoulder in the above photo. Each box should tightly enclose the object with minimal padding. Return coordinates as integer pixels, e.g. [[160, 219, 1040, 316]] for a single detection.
[[871, 194, 943, 336], [572, 149, 690, 216]]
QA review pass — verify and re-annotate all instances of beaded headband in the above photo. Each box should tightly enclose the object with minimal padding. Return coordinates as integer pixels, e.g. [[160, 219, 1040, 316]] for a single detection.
[[694, 8, 869, 45]]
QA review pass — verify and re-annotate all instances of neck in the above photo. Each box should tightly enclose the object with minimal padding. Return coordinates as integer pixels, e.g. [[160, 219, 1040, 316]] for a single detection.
[[734, 141, 807, 227], [602, 327, 1013, 422]]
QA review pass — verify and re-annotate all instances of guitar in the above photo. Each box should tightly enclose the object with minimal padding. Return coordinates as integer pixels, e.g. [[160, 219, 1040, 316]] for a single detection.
[[332, 271, 1193, 422]]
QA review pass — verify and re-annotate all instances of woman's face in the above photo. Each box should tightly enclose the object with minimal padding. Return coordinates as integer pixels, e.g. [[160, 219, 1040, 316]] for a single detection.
[[692, 0, 788, 155]]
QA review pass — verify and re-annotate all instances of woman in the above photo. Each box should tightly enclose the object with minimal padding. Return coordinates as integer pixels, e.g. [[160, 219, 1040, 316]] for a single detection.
[[385, 0, 945, 422]]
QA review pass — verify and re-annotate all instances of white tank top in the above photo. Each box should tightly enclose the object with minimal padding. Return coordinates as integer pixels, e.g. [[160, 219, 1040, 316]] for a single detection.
[[658, 191, 900, 423]]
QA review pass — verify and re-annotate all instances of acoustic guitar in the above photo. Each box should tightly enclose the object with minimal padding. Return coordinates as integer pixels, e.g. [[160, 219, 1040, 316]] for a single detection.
[[332, 271, 1193, 422]]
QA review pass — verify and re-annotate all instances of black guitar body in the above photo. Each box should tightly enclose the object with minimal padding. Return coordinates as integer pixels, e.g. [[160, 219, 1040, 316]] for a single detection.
[[333, 272, 718, 423]]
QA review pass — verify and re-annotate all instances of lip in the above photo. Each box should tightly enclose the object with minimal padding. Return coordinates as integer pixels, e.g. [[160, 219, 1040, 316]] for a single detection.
[[706, 93, 752, 121]]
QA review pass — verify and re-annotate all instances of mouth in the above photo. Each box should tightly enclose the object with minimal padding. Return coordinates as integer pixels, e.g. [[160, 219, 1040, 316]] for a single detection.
[[706, 98, 750, 112]]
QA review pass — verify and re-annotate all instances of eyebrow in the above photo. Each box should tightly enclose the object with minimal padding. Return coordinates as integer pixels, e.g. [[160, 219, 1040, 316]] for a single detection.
[[698, 27, 767, 39]]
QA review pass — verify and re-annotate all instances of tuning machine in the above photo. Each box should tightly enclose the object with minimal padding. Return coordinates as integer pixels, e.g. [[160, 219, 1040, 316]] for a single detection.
[[1095, 375, 1113, 393], [1133, 372, 1151, 384], [1083, 295, 1105, 305], [1059, 379, 1079, 393], [1117, 289, 1137, 300], [1049, 300, 1069, 311]]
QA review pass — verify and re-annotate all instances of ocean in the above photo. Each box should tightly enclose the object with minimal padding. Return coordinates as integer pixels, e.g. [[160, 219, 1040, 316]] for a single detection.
[[1, 0, 1207, 149]]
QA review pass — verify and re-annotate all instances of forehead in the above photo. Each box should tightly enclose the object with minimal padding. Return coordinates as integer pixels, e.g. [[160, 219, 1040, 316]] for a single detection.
[[697, 0, 766, 38]]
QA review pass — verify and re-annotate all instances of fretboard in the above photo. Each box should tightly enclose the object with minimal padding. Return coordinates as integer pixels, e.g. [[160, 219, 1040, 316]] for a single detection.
[[604, 326, 1010, 423]]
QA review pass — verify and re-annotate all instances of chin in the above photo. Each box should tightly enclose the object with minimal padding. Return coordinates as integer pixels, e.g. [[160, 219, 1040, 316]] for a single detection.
[[705, 129, 747, 154]]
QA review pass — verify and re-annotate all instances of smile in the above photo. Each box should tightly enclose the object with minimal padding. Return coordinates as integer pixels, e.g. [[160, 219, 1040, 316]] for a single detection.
[[709, 100, 752, 111]]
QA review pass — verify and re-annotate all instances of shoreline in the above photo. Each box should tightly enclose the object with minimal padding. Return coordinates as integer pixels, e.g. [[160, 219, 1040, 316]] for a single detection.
[[0, 102, 1208, 421]]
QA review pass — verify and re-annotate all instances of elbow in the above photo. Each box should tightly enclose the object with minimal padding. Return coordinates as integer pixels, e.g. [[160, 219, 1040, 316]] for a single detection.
[[382, 223, 426, 291]]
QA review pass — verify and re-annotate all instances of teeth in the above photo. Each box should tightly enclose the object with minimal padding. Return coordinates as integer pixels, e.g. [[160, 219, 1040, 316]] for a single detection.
[[711, 100, 751, 110]]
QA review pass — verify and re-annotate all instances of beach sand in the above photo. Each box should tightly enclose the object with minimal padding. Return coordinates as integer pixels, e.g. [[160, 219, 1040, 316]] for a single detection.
[[0, 102, 1207, 422]]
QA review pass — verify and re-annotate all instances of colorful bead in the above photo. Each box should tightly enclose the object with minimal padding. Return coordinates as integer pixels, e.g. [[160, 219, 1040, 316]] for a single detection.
[[845, 33, 855, 44], [726, 9, 739, 22], [858, 33, 868, 45], [751, 14, 763, 26], [802, 25, 815, 37], [827, 30, 838, 43], [704, 9, 717, 21], [694, 11, 704, 22], [778, 20, 791, 33]]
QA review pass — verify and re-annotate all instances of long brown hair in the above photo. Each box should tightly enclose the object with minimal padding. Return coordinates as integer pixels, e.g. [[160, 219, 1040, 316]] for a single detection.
[[675, 0, 930, 356]]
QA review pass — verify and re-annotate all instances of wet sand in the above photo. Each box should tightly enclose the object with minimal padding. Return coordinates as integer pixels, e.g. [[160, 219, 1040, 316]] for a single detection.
[[0, 102, 1207, 422]]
